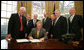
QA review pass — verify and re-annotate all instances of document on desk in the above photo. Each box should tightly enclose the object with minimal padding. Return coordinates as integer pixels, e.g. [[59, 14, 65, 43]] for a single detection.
[[16, 39, 30, 43], [30, 39, 42, 42]]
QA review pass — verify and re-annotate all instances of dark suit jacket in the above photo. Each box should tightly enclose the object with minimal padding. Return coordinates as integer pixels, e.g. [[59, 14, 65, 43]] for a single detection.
[[42, 17, 51, 32], [48, 19, 55, 38], [26, 20, 32, 36], [29, 28, 47, 39], [31, 19, 39, 28], [8, 13, 27, 39], [53, 16, 67, 39], [68, 15, 83, 41]]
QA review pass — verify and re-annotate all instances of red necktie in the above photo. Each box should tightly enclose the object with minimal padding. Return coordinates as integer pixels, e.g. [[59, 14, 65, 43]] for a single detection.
[[19, 15, 23, 31]]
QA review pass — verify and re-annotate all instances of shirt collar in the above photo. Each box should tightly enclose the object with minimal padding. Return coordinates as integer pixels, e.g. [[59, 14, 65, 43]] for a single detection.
[[18, 13, 22, 17], [56, 16, 60, 20], [33, 19, 36, 21], [71, 14, 75, 19], [44, 17, 47, 19]]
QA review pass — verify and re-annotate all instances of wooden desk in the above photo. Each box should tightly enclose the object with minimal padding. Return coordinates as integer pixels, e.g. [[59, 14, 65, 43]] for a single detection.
[[8, 39, 74, 49]]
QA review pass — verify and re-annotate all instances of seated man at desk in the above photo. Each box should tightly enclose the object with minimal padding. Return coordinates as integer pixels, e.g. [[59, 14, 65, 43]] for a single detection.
[[28, 21, 47, 41]]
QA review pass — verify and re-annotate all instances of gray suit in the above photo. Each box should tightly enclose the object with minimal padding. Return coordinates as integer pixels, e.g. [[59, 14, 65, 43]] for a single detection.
[[29, 28, 47, 39]]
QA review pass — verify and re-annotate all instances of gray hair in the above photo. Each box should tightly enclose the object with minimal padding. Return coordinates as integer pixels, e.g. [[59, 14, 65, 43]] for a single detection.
[[20, 7, 26, 11], [34, 14, 38, 17], [36, 21, 43, 25]]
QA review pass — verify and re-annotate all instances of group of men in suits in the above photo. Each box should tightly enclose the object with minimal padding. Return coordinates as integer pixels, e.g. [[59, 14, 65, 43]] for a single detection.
[[5, 7, 83, 41], [26, 14, 39, 37]]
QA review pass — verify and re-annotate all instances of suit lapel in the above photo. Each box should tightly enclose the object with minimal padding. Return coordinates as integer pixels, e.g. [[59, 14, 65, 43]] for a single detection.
[[17, 13, 21, 24], [69, 15, 76, 24], [39, 29, 42, 36], [43, 19, 45, 24], [44, 17, 48, 23], [17, 13, 24, 24], [35, 28, 37, 38], [45, 18, 47, 22], [71, 15, 75, 24], [54, 17, 61, 26]]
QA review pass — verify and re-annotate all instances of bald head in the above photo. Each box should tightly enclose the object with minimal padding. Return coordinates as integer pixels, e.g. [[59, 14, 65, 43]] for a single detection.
[[69, 7, 76, 16], [55, 9, 60, 18]]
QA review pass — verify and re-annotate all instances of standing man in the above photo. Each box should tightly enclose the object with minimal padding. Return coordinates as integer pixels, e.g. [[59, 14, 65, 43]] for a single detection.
[[31, 14, 39, 28], [49, 14, 55, 38], [42, 12, 51, 35], [5, 7, 27, 40], [26, 14, 32, 37], [53, 10, 67, 40], [69, 7, 83, 41]]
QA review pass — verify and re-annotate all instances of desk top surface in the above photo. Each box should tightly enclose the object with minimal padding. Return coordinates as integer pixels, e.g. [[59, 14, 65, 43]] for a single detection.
[[8, 39, 74, 49]]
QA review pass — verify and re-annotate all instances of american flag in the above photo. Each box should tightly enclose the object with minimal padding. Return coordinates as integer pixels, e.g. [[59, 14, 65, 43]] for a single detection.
[[53, 2, 55, 15]]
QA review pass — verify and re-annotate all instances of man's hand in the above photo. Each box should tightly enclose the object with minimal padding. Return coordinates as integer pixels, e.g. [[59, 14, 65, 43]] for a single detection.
[[5, 34, 11, 40], [29, 36, 33, 40], [46, 32, 49, 35], [72, 41, 79, 46], [25, 34, 27, 38], [39, 38, 44, 42], [51, 34, 53, 38]]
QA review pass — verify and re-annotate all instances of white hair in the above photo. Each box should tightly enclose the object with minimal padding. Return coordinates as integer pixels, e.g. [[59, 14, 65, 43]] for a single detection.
[[20, 7, 26, 11], [34, 14, 38, 17]]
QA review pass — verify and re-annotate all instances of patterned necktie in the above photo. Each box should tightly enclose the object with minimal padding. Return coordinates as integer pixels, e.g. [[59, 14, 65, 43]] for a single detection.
[[37, 30, 39, 38], [70, 16, 73, 23], [19, 15, 23, 31]]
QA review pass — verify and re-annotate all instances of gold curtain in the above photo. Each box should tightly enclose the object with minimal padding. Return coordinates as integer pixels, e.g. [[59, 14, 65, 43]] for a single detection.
[[74, 1, 83, 16], [74, 1, 83, 40], [17, 1, 32, 18], [45, 1, 59, 17], [17, 1, 83, 17]]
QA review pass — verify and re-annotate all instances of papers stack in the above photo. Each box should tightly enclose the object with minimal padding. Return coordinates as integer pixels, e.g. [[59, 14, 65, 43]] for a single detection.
[[16, 39, 30, 43], [30, 39, 42, 42], [16, 39, 42, 43]]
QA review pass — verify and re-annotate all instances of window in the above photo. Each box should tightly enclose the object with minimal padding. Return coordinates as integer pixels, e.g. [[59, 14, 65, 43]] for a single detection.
[[32, 1, 45, 20], [60, 1, 74, 34], [1, 1, 17, 40], [60, 1, 74, 16], [1, 1, 17, 18]]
